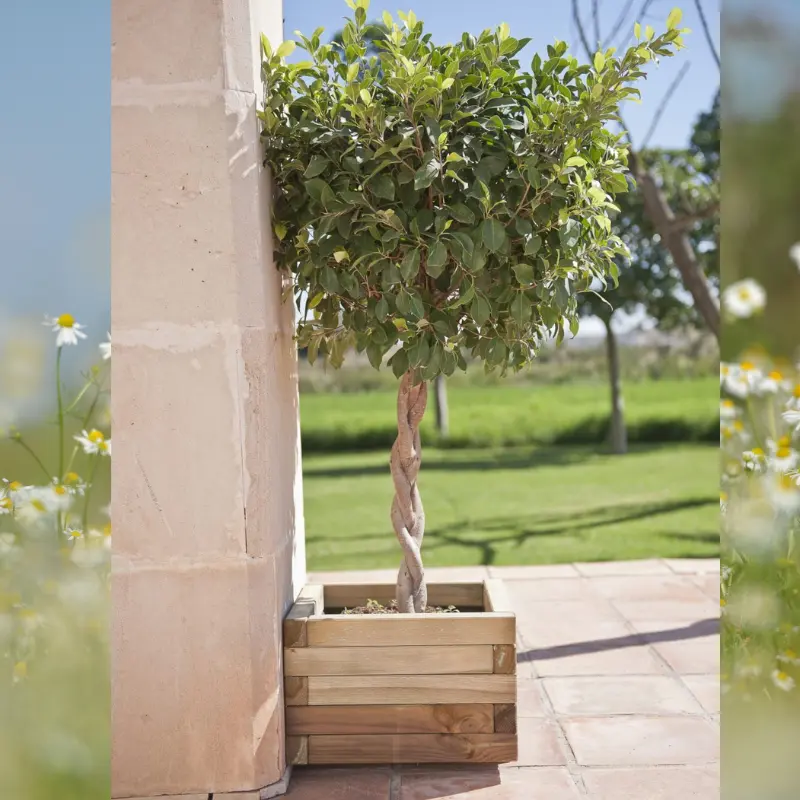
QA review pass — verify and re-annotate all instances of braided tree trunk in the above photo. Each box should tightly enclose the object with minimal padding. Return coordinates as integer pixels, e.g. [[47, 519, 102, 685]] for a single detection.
[[391, 371, 428, 613]]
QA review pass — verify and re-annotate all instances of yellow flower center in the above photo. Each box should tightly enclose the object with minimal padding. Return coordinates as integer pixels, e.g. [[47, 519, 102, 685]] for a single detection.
[[31, 499, 46, 512], [103, 523, 111, 537], [779, 474, 796, 490], [64, 472, 80, 484], [738, 288, 751, 300], [720, 491, 728, 502], [721, 400, 734, 408], [720, 598, 727, 607], [0, 498, 12, 510], [776, 671, 789, 681], [733, 420, 744, 431], [777, 447, 792, 459], [54, 485, 67, 495], [741, 361, 755, 371], [786, 650, 797, 660], [779, 436, 792, 448], [56, 313, 75, 328], [722, 427, 732, 439], [88, 430, 105, 444], [752, 447, 764, 456], [769, 370, 783, 380], [13, 662, 27, 679], [7, 481, 21, 492], [794, 384, 800, 398], [721, 365, 730, 376]]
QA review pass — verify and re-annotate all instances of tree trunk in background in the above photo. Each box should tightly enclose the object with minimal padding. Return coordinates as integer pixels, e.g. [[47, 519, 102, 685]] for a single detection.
[[628, 151, 720, 340], [433, 375, 449, 438], [604, 317, 628, 455], [391, 372, 428, 612]]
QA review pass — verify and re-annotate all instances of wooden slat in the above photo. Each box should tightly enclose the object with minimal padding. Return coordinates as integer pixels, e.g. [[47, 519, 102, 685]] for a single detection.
[[323, 582, 484, 610], [285, 644, 493, 676], [307, 733, 517, 764], [483, 579, 515, 613], [493, 644, 516, 674], [493, 704, 517, 734], [307, 674, 516, 706], [286, 735, 308, 765], [284, 584, 325, 648], [287, 704, 494, 735], [306, 613, 515, 647], [284, 676, 308, 706]]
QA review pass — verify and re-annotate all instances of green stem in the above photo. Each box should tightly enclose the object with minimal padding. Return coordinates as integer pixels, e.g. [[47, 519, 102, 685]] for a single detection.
[[12, 437, 51, 482], [56, 347, 64, 480], [82, 456, 99, 532]]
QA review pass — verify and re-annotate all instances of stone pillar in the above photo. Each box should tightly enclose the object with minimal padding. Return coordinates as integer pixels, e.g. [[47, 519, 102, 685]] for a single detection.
[[111, 1, 305, 797]]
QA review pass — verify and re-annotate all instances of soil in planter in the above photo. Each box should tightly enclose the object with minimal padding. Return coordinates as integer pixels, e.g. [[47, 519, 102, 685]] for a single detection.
[[340, 598, 461, 615]]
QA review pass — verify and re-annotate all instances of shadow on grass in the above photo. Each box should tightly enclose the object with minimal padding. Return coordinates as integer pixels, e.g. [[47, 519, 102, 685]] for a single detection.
[[518, 617, 719, 663], [302, 442, 691, 480], [306, 497, 718, 566]]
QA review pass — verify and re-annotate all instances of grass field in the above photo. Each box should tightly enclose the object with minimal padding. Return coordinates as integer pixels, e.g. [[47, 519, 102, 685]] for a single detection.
[[303, 442, 719, 571], [300, 377, 717, 452]]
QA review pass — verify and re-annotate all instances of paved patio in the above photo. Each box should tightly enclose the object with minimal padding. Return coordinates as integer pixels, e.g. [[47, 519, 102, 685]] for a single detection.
[[285, 558, 719, 800]]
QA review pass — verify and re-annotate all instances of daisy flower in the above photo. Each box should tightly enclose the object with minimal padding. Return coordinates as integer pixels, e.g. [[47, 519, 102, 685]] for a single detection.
[[771, 669, 795, 692], [64, 526, 83, 542], [756, 370, 791, 395], [783, 408, 800, 433], [765, 472, 800, 514], [0, 490, 12, 515], [720, 399, 737, 421], [74, 429, 111, 456], [725, 362, 762, 399], [722, 279, 767, 319], [45, 479, 73, 512], [790, 242, 800, 270], [742, 448, 766, 472], [62, 472, 87, 496], [2, 479, 30, 502], [720, 491, 728, 512], [767, 436, 798, 473], [43, 314, 87, 347], [777, 649, 800, 666], [14, 487, 60, 527], [100, 332, 111, 361]]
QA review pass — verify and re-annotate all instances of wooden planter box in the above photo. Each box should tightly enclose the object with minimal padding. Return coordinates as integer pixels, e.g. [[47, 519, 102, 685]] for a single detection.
[[283, 580, 517, 765]]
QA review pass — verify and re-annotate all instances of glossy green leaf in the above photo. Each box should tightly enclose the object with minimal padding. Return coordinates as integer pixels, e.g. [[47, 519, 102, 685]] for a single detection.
[[481, 218, 507, 253]]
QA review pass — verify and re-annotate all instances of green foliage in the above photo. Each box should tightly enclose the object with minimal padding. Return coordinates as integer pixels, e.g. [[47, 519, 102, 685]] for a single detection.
[[260, 2, 686, 378]]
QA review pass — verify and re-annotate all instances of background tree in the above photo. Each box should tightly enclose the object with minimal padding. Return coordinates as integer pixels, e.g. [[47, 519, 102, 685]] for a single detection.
[[581, 96, 720, 454], [262, 0, 685, 612], [571, 0, 721, 339]]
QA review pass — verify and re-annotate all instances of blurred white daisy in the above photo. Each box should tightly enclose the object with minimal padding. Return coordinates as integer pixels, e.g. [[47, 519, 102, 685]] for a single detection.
[[100, 332, 111, 361], [74, 429, 111, 456], [725, 362, 762, 398], [783, 408, 800, 432], [64, 526, 83, 542], [722, 279, 766, 319], [43, 314, 87, 347], [45, 480, 73, 512], [772, 669, 795, 692], [742, 448, 766, 472], [790, 243, 800, 270], [720, 399, 737, 420], [767, 437, 798, 473], [15, 487, 60, 527], [0, 490, 12, 515], [62, 472, 87, 496], [756, 370, 792, 395], [766, 472, 800, 514], [777, 649, 800, 666]]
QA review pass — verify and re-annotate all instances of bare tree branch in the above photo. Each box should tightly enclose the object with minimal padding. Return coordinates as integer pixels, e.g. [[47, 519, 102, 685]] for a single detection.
[[592, 0, 602, 47], [571, 0, 594, 61], [603, 0, 636, 48], [641, 61, 692, 149], [615, 0, 656, 51], [692, 0, 721, 70], [671, 202, 720, 232]]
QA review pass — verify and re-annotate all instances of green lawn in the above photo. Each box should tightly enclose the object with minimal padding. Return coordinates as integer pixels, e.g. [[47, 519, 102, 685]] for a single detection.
[[303, 443, 718, 570], [300, 377, 717, 451]]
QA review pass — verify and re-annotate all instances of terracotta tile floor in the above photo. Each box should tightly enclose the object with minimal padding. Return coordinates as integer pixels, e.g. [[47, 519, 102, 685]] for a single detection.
[[288, 559, 720, 799]]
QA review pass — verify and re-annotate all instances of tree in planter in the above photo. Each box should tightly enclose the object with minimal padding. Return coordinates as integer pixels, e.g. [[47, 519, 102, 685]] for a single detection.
[[261, 0, 686, 611]]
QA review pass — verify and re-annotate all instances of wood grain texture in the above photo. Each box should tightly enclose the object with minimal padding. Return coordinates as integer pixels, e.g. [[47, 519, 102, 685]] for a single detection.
[[283, 584, 325, 648], [285, 644, 493, 676], [493, 703, 517, 734], [307, 674, 516, 706], [483, 579, 515, 613], [307, 733, 518, 764], [306, 612, 515, 647], [323, 582, 484, 611], [493, 644, 516, 674], [284, 676, 308, 706], [287, 703, 494, 735], [286, 735, 308, 765]]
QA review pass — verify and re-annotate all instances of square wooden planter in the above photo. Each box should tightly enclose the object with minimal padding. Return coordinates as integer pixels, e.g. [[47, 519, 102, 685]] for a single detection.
[[283, 580, 517, 765]]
